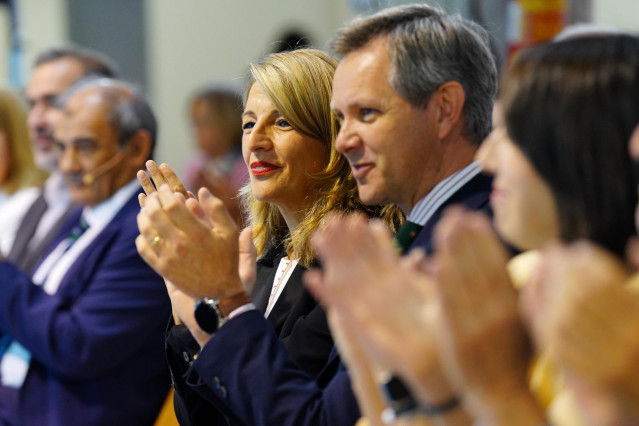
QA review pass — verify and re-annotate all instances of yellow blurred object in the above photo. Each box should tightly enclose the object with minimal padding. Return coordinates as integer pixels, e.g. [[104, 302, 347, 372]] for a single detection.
[[153, 389, 179, 426], [626, 273, 639, 290]]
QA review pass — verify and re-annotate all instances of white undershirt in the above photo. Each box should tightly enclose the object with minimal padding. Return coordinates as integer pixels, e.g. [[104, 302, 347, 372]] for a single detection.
[[264, 257, 298, 318], [0, 187, 40, 255]]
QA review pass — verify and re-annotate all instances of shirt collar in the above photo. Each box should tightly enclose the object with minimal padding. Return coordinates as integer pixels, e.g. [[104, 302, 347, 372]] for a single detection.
[[83, 179, 140, 228], [407, 162, 482, 226]]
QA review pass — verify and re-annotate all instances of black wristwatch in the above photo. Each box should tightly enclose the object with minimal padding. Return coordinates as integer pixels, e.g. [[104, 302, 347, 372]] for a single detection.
[[194, 298, 222, 334], [380, 376, 460, 423], [194, 293, 251, 334], [381, 376, 418, 416]]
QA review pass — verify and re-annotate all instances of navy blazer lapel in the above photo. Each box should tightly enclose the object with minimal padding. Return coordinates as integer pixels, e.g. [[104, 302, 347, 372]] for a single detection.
[[410, 172, 493, 254], [54, 193, 140, 299], [30, 206, 84, 276]]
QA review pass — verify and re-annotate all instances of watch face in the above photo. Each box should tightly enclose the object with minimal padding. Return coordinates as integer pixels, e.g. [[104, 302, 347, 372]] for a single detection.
[[194, 299, 219, 334]]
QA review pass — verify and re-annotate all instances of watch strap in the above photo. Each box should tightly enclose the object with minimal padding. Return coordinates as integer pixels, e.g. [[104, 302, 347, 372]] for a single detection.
[[381, 376, 460, 420]]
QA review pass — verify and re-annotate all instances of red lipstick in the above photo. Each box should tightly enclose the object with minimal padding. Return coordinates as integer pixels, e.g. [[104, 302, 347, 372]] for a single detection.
[[250, 161, 280, 177]]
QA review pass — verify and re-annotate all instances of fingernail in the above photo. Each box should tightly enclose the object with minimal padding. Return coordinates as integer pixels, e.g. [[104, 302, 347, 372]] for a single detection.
[[200, 188, 212, 199]]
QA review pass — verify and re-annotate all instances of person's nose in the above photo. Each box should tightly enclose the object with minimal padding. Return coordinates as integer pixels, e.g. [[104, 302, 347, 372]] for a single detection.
[[475, 128, 499, 174], [335, 119, 361, 155], [58, 146, 81, 174], [28, 101, 48, 132], [245, 121, 273, 153]]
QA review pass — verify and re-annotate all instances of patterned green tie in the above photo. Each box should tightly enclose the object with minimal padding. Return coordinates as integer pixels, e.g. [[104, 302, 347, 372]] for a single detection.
[[393, 221, 423, 254], [63, 216, 90, 253]]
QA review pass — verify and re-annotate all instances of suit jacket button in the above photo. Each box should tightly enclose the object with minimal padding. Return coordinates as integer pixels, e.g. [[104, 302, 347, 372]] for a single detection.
[[212, 376, 227, 398], [182, 351, 190, 362], [216, 385, 228, 399]]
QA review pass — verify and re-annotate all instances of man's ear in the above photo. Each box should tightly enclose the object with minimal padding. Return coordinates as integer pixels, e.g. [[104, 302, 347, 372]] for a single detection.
[[125, 130, 152, 168], [434, 81, 466, 141]]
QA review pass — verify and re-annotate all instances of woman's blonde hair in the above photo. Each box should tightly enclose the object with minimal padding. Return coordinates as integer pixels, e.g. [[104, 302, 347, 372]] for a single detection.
[[0, 89, 48, 194], [241, 48, 403, 267]]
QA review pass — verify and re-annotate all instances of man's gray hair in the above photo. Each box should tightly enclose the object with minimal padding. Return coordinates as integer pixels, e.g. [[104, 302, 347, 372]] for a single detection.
[[331, 4, 497, 144], [57, 77, 157, 158], [34, 43, 118, 78]]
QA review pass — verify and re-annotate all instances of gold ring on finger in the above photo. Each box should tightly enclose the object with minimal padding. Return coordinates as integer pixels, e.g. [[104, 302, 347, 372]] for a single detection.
[[151, 235, 162, 247]]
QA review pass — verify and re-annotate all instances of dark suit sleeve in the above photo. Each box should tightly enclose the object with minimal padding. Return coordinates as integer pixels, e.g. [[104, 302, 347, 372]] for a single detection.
[[166, 319, 229, 426], [188, 310, 360, 426], [168, 266, 335, 424], [0, 221, 170, 379]]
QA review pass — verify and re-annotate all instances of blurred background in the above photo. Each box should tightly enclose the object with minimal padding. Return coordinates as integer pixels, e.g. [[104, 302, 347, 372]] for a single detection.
[[0, 0, 636, 179]]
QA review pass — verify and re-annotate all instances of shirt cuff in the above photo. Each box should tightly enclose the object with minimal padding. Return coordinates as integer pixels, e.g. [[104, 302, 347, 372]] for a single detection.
[[228, 303, 256, 320]]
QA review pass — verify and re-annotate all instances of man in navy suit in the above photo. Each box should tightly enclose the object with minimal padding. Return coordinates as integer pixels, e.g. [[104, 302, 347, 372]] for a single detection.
[[8, 44, 118, 274], [0, 78, 171, 425], [136, 4, 497, 425]]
